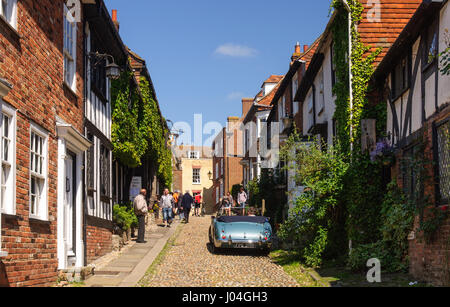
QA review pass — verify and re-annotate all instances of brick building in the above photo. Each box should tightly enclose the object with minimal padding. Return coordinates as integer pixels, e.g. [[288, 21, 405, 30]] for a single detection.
[[172, 146, 214, 213], [212, 115, 244, 209], [372, 0, 450, 286], [0, 0, 89, 286], [241, 75, 283, 189], [0, 0, 166, 287]]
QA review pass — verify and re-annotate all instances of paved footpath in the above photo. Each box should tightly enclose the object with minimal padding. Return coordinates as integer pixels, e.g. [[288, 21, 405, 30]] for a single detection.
[[139, 215, 300, 287], [84, 220, 179, 287]]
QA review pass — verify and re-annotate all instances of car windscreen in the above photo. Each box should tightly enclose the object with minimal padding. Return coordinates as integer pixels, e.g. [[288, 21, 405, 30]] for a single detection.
[[216, 216, 268, 224]]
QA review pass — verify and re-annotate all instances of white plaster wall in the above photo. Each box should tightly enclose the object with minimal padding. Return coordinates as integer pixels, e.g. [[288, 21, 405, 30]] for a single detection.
[[425, 76, 436, 119]]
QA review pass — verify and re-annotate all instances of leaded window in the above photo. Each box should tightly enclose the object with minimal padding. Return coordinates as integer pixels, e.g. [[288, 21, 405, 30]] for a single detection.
[[86, 133, 95, 195], [100, 144, 110, 197], [436, 120, 450, 204]]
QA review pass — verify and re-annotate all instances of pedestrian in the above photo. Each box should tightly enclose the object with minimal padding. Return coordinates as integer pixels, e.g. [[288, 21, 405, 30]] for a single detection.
[[133, 189, 148, 243], [173, 190, 179, 219], [160, 188, 174, 227], [177, 192, 184, 221], [237, 186, 248, 216], [222, 191, 234, 216], [194, 193, 202, 216], [181, 190, 194, 223]]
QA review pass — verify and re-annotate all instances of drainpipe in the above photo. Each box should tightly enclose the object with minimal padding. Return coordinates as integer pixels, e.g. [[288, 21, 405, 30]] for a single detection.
[[341, 0, 353, 153], [341, 0, 354, 254]]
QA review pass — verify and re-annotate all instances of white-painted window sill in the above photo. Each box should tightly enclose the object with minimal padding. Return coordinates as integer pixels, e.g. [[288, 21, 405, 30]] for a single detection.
[[0, 251, 8, 258]]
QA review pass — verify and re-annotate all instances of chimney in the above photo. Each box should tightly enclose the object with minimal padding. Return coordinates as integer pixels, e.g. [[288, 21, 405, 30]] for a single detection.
[[112, 9, 120, 32], [303, 45, 309, 53], [291, 42, 302, 64], [242, 98, 253, 116]]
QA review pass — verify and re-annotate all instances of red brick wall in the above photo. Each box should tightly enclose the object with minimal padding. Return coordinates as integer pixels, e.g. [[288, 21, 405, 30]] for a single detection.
[[85, 225, 113, 265], [392, 104, 450, 286], [0, 0, 84, 287]]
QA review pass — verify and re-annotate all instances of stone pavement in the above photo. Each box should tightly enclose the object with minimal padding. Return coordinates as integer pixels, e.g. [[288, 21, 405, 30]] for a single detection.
[[139, 215, 300, 287], [84, 219, 180, 287]]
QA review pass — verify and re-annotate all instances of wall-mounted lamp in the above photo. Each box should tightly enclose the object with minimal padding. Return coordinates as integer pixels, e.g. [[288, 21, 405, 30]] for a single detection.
[[88, 52, 122, 80]]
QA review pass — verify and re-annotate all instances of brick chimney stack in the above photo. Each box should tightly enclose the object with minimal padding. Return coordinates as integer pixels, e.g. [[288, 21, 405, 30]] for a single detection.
[[112, 9, 120, 32], [242, 98, 254, 116], [303, 45, 309, 53], [291, 42, 302, 64]]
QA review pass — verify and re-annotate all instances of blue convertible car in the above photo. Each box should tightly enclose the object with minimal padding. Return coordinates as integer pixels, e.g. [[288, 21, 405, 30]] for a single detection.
[[209, 215, 272, 253]]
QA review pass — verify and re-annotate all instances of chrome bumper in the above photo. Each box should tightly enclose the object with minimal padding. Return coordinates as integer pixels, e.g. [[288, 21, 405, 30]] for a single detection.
[[215, 236, 272, 249]]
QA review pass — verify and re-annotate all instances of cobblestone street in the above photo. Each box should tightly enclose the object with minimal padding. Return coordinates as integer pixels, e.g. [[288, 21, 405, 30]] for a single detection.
[[139, 216, 300, 287]]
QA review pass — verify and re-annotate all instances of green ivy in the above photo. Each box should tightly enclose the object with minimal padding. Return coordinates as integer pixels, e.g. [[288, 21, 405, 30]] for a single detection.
[[111, 71, 146, 168], [111, 71, 172, 188], [331, 0, 382, 153], [278, 131, 349, 267]]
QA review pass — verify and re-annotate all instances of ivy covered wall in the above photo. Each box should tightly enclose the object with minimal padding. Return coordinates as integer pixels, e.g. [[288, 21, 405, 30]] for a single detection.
[[111, 70, 173, 190]]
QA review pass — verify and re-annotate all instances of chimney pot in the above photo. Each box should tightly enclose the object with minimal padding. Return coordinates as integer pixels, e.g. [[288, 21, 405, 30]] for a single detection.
[[112, 9, 120, 31], [294, 42, 301, 54]]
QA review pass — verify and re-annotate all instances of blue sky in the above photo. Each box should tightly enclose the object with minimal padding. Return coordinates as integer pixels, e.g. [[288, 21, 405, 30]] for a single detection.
[[105, 0, 332, 145]]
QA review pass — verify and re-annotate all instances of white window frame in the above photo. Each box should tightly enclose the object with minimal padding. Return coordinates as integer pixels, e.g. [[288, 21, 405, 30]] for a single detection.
[[63, 4, 77, 91], [215, 161, 219, 179], [188, 151, 200, 160], [1, 101, 16, 215], [0, 0, 17, 29], [192, 168, 201, 185], [221, 159, 223, 176], [216, 186, 219, 204], [29, 123, 48, 221]]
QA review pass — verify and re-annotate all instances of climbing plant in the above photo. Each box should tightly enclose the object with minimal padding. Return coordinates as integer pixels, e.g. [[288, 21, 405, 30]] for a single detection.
[[331, 0, 382, 153], [140, 77, 173, 188], [111, 71, 146, 168], [111, 71, 172, 188]]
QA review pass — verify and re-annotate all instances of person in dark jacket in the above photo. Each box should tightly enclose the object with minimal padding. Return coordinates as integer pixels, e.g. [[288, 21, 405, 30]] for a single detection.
[[181, 190, 194, 223], [177, 192, 184, 221]]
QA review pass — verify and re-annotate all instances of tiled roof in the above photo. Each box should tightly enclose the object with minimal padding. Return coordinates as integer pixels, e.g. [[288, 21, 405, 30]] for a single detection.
[[258, 83, 281, 106], [301, 35, 321, 70], [358, 0, 423, 67], [263, 75, 284, 84]]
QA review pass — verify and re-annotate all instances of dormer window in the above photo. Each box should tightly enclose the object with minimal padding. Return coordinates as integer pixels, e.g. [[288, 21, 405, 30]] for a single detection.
[[188, 151, 200, 159]]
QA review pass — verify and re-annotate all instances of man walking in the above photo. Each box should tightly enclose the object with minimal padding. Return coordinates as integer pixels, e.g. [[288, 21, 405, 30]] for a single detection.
[[133, 189, 148, 243], [181, 190, 194, 223], [160, 188, 174, 227], [194, 193, 202, 216]]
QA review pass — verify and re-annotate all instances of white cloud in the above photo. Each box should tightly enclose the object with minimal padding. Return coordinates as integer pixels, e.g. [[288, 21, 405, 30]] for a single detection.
[[214, 43, 258, 57], [227, 91, 245, 100]]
